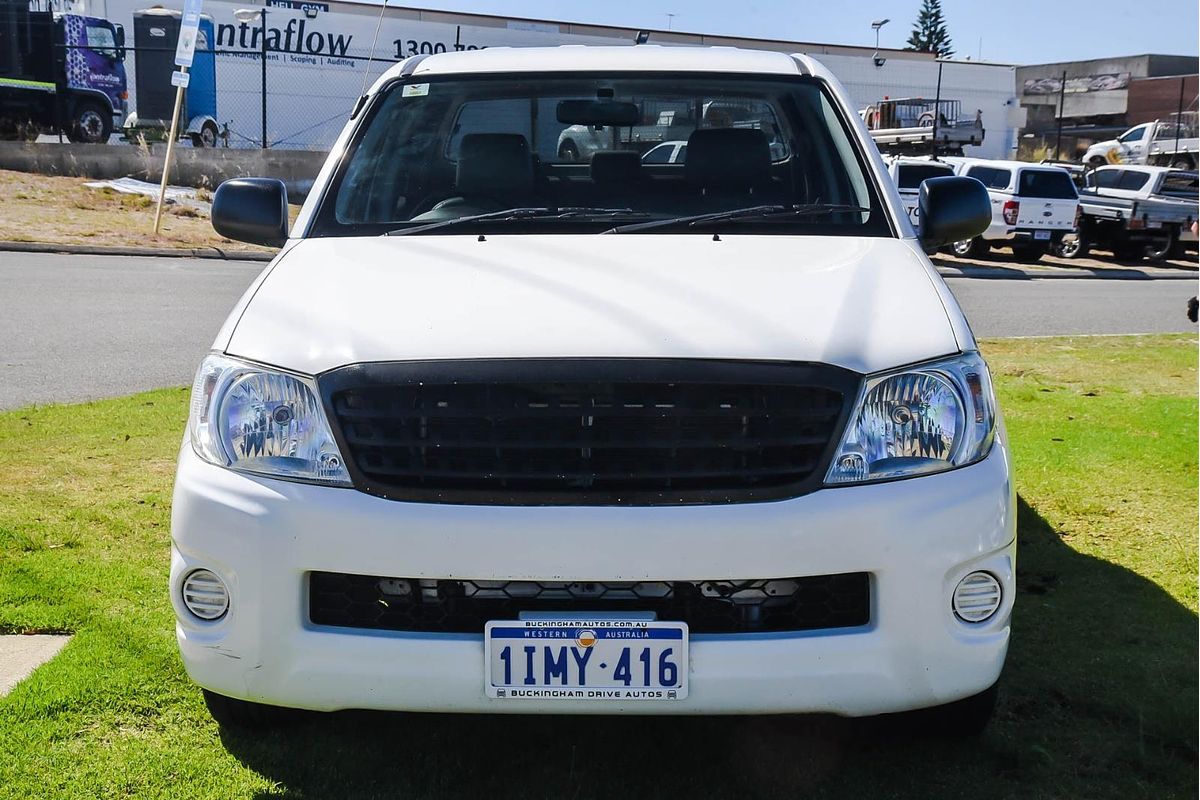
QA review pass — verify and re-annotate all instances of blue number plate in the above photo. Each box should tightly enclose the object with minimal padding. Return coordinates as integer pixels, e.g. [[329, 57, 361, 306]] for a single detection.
[[1034, 230, 1051, 240], [484, 618, 689, 700]]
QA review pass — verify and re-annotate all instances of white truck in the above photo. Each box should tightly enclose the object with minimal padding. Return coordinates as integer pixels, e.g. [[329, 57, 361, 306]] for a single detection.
[[882, 155, 959, 229], [1056, 165, 1198, 261], [172, 45, 1012, 733], [949, 159, 1080, 261], [1082, 114, 1198, 170]]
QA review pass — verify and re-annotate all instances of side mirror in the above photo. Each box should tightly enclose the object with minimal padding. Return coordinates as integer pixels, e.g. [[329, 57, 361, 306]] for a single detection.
[[114, 25, 126, 60], [212, 178, 288, 248], [918, 176, 991, 251]]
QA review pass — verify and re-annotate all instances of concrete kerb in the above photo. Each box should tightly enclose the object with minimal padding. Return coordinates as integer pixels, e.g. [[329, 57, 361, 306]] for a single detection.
[[0, 240, 273, 262]]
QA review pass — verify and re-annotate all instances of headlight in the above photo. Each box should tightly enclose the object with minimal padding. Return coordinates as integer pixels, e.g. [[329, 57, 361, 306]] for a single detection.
[[825, 352, 996, 485], [188, 354, 352, 486]]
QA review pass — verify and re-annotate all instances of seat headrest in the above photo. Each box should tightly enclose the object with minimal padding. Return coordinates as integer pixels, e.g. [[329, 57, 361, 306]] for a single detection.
[[685, 128, 772, 190], [590, 151, 642, 185], [456, 133, 533, 197]]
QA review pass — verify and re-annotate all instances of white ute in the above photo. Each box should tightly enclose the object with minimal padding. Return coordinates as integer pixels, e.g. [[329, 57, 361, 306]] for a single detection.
[[950, 159, 1080, 261], [173, 46, 1012, 731]]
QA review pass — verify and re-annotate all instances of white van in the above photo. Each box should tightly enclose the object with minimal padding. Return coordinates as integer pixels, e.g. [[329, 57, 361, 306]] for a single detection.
[[173, 45, 1011, 733], [950, 159, 1080, 261]]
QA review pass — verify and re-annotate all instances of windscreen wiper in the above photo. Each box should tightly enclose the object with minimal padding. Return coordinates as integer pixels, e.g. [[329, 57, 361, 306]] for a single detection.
[[601, 204, 871, 234], [385, 207, 651, 236]]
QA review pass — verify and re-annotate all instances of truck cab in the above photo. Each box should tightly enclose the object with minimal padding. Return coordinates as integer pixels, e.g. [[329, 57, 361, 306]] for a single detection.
[[0, 3, 127, 143]]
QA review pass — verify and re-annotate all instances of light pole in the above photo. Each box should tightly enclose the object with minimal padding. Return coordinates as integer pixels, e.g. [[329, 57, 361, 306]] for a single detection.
[[666, 13, 675, 31], [871, 18, 889, 68], [235, 7, 268, 148]]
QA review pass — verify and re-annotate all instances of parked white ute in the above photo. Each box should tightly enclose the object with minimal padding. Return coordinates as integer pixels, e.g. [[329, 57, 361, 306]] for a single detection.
[[173, 46, 1012, 731], [882, 155, 958, 229], [950, 159, 1079, 261]]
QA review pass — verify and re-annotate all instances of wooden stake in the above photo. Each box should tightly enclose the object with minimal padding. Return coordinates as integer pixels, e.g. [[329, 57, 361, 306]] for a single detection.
[[153, 67, 188, 234]]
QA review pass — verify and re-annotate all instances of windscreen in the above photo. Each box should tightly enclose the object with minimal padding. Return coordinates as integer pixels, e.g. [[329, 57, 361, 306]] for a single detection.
[[1018, 169, 1077, 199], [896, 163, 955, 190], [316, 74, 889, 237]]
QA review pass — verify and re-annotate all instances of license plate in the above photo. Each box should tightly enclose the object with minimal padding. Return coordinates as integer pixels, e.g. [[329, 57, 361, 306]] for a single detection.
[[1147, 221, 1163, 229], [1034, 230, 1051, 240], [484, 618, 689, 700]]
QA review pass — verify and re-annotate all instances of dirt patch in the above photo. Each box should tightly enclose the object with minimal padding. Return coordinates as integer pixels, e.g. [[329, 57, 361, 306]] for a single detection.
[[0, 169, 280, 252]]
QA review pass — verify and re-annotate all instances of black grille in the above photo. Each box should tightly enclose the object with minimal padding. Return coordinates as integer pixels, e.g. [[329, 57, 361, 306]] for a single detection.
[[308, 571, 871, 635], [319, 359, 857, 505]]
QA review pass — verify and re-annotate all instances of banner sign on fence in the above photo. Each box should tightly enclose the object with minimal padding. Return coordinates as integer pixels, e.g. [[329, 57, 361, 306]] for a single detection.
[[174, 0, 205, 67]]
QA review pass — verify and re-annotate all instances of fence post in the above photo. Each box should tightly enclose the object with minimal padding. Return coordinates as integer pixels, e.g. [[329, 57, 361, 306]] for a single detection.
[[260, 11, 268, 149]]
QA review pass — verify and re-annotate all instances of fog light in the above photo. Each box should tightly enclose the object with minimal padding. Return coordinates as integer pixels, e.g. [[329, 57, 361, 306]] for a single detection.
[[182, 569, 229, 620], [952, 571, 1002, 623]]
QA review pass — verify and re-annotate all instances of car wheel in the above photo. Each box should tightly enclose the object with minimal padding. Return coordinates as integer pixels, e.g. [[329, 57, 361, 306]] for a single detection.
[[558, 140, 579, 162], [67, 101, 111, 144], [1011, 242, 1047, 262], [202, 689, 302, 729], [1087, 156, 1107, 169], [191, 120, 219, 148], [1143, 232, 1176, 262], [952, 238, 989, 259], [1170, 155, 1195, 170], [1054, 233, 1088, 259]]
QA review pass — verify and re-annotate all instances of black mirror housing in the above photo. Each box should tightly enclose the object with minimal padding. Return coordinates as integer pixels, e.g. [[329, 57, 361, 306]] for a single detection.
[[212, 178, 288, 248], [918, 176, 991, 251]]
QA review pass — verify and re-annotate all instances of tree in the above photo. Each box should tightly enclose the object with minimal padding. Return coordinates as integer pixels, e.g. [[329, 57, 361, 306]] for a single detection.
[[905, 0, 955, 58]]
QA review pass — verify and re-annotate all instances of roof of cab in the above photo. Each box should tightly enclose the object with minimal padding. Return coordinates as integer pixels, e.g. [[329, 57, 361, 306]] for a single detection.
[[958, 158, 1072, 173], [380, 45, 811, 83]]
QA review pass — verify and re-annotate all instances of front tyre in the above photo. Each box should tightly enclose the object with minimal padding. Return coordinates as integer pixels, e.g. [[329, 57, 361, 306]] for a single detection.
[[67, 101, 112, 144], [558, 140, 579, 162], [202, 689, 302, 729]]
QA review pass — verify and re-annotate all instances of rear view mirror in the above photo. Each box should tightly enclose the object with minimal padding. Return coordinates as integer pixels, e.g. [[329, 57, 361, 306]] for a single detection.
[[212, 178, 288, 248], [919, 176, 991, 251], [557, 100, 639, 127]]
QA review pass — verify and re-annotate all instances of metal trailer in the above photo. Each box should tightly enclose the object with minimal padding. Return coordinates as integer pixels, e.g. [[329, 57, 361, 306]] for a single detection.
[[861, 98, 985, 156]]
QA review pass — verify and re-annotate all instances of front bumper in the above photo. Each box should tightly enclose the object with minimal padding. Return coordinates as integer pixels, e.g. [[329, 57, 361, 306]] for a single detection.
[[171, 440, 1016, 716]]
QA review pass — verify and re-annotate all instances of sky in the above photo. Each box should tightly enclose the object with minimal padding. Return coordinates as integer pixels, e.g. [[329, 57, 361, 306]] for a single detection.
[[386, 0, 1199, 65]]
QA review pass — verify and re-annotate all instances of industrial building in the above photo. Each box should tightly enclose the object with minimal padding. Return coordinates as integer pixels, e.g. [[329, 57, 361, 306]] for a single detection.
[[1016, 54, 1198, 158]]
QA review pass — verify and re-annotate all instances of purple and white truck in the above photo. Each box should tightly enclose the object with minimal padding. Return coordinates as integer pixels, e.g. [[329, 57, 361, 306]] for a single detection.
[[0, 0, 128, 143]]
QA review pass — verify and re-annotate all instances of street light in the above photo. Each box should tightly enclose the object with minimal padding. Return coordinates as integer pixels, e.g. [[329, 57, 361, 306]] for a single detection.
[[234, 7, 268, 148], [870, 18, 889, 68]]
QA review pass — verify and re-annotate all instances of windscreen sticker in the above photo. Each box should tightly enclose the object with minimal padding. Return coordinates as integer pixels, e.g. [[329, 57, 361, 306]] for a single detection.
[[402, 83, 430, 97]]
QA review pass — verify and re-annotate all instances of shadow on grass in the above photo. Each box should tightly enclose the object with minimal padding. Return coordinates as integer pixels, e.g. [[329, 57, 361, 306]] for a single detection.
[[219, 496, 1198, 800]]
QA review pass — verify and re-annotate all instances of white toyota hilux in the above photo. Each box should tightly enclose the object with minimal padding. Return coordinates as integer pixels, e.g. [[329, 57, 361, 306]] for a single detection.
[[173, 45, 1013, 731]]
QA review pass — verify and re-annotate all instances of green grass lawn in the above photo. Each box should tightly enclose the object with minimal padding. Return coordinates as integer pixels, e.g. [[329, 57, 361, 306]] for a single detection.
[[0, 335, 1195, 799]]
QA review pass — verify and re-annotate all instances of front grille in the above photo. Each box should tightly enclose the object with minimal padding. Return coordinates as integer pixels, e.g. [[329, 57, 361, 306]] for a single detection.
[[308, 571, 871, 635], [319, 359, 857, 505]]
